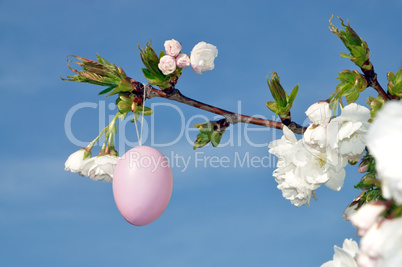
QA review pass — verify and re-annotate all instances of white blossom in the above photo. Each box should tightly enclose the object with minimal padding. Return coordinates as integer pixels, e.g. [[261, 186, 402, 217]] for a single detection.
[[65, 149, 89, 173], [158, 55, 176, 75], [274, 169, 317, 207], [190, 42, 218, 74], [164, 39, 182, 57], [269, 126, 346, 206], [366, 100, 402, 204], [349, 202, 386, 236], [321, 238, 359, 267], [327, 103, 370, 161], [269, 127, 316, 206], [302, 102, 348, 191], [358, 217, 402, 267], [80, 155, 119, 182]]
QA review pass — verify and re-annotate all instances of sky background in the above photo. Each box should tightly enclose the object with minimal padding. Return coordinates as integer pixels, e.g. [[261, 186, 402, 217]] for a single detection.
[[1, 0, 401, 266]]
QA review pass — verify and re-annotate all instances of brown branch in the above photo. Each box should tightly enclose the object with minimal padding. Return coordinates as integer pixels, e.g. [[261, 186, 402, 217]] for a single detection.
[[128, 79, 306, 135], [361, 61, 397, 100]]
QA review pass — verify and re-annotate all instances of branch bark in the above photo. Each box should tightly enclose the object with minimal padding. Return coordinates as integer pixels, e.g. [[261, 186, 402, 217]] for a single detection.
[[361, 61, 397, 100], [128, 78, 307, 135]]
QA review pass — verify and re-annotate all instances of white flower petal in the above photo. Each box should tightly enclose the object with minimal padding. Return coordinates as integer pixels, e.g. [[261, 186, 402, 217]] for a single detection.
[[324, 167, 346, 191], [65, 149, 88, 173], [341, 103, 371, 123], [321, 238, 359, 267], [305, 102, 331, 125]]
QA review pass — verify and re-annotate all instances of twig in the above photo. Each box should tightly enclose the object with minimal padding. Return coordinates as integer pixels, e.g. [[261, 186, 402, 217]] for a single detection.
[[128, 79, 306, 135], [361, 61, 397, 100]]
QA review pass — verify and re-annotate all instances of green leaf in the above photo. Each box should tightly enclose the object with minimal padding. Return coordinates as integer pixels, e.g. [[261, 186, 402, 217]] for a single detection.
[[193, 132, 210, 149], [333, 70, 367, 103], [159, 50, 165, 59], [105, 78, 133, 97], [63, 54, 128, 96], [96, 54, 113, 67], [98, 86, 116, 95], [210, 131, 223, 147], [266, 101, 278, 114], [287, 84, 299, 107], [346, 90, 360, 103], [137, 106, 153, 116]]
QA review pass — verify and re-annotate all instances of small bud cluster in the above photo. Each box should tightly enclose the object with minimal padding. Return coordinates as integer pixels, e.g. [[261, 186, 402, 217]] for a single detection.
[[158, 39, 218, 75]]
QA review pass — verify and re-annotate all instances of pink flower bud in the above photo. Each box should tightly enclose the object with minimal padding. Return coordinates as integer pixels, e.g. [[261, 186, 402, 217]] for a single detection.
[[164, 39, 182, 57], [175, 53, 190, 69], [158, 55, 176, 75]]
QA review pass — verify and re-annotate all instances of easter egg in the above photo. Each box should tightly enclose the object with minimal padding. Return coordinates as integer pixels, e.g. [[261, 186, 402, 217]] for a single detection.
[[113, 146, 173, 226]]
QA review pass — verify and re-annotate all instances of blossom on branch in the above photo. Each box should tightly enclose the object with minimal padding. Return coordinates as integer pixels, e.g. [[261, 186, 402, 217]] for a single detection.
[[65, 149, 90, 173], [269, 126, 346, 206], [164, 39, 182, 57], [190, 42, 218, 74], [158, 55, 177, 75], [80, 155, 119, 182], [175, 53, 190, 69], [366, 100, 402, 204]]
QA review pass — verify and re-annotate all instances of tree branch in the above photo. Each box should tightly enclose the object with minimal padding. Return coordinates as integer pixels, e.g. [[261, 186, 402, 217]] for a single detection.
[[361, 61, 397, 100], [128, 79, 306, 135]]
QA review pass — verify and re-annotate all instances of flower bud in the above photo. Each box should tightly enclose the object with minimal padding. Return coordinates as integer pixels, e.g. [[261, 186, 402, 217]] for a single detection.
[[193, 120, 228, 149], [158, 55, 176, 75], [176, 53, 190, 69], [358, 155, 374, 173], [266, 72, 299, 119], [164, 39, 182, 57], [329, 16, 371, 70], [387, 69, 402, 98]]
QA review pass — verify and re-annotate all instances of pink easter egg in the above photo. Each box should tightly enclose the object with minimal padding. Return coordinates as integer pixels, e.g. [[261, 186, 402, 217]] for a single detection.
[[113, 146, 173, 226]]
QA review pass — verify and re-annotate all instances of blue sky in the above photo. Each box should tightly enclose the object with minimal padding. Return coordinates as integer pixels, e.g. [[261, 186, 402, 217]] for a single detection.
[[1, 0, 401, 266]]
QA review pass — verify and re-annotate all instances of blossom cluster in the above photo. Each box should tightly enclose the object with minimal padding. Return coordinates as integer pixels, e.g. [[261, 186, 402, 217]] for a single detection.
[[269, 102, 370, 206], [65, 149, 119, 182], [349, 203, 402, 266], [321, 100, 402, 267], [366, 100, 402, 205], [158, 39, 218, 75], [324, 202, 402, 267]]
